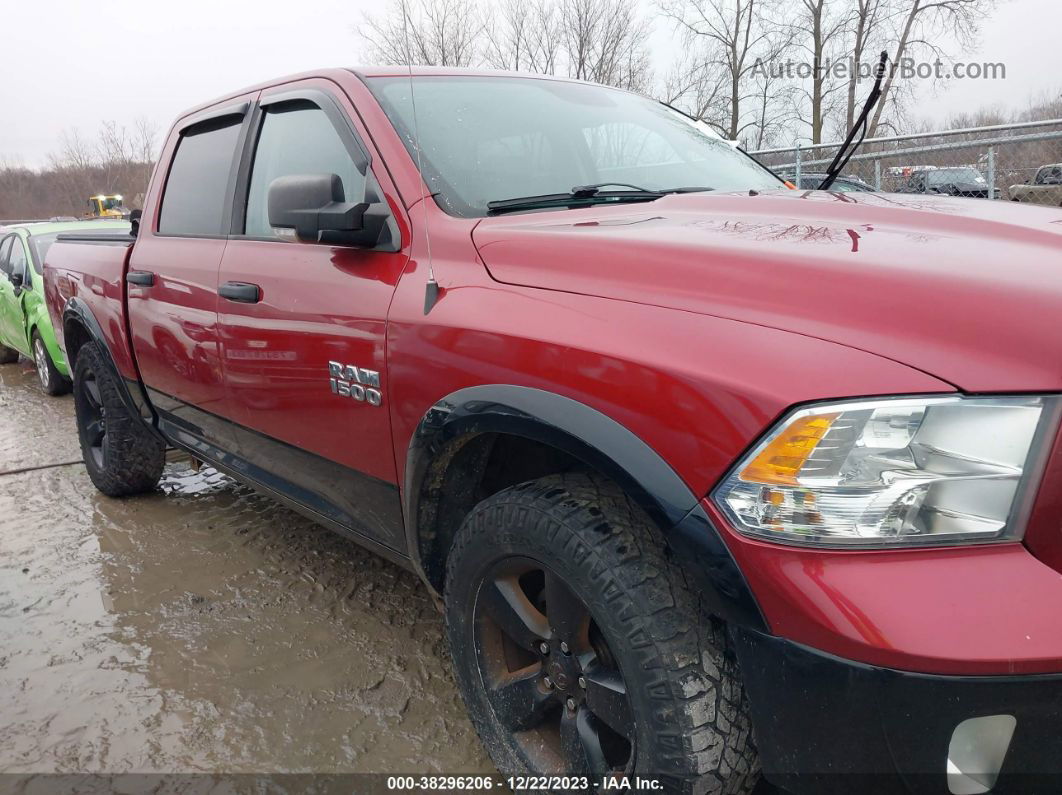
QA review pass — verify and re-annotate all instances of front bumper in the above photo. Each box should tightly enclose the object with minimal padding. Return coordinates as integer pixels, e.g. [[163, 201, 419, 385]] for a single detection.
[[733, 628, 1062, 794]]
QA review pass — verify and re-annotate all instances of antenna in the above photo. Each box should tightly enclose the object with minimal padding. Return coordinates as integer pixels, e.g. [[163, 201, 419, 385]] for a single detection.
[[400, 2, 440, 314]]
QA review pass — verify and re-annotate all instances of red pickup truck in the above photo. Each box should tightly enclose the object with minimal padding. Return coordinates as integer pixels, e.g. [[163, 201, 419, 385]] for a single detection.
[[44, 68, 1062, 794]]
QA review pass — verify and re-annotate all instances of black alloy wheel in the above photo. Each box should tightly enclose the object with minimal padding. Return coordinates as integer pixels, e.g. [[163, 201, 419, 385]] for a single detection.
[[78, 369, 107, 470], [72, 342, 164, 497], [445, 474, 760, 795], [475, 556, 634, 781]]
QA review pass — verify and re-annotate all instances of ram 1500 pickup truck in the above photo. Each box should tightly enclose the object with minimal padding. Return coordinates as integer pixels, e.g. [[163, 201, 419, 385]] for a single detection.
[[44, 68, 1062, 795]]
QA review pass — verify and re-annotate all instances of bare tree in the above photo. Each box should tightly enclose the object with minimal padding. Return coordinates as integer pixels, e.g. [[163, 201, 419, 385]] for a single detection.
[[132, 117, 161, 165], [52, 128, 95, 173], [749, 22, 797, 148], [657, 0, 780, 141], [558, 0, 653, 90], [19, 120, 161, 217], [361, 0, 483, 66], [868, 0, 997, 137], [783, 0, 850, 143], [662, 51, 730, 130], [1019, 89, 1062, 123], [841, 0, 887, 133], [482, 0, 561, 73]]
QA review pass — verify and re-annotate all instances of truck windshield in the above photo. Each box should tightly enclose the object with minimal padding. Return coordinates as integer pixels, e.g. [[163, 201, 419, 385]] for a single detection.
[[367, 75, 782, 217]]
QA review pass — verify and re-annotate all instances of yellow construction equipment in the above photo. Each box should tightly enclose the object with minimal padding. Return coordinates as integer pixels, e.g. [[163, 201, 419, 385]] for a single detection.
[[86, 194, 127, 218]]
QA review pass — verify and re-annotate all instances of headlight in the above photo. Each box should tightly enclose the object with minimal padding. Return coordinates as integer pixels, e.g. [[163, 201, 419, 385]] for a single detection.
[[713, 395, 1057, 547]]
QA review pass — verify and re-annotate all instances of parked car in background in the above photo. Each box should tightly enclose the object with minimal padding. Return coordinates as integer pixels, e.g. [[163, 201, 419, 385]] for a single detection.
[[897, 166, 993, 198], [0, 220, 130, 394], [1009, 163, 1062, 206], [42, 67, 1062, 794], [784, 171, 876, 192]]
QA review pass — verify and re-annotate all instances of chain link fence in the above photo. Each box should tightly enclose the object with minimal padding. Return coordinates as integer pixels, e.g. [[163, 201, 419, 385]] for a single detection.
[[751, 119, 1062, 206]]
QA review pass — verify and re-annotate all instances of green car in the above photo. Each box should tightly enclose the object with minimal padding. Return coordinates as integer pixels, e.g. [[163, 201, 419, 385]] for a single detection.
[[0, 220, 131, 394]]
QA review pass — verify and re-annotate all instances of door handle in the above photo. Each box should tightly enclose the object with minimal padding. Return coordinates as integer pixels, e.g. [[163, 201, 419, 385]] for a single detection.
[[126, 270, 155, 286], [218, 281, 261, 303]]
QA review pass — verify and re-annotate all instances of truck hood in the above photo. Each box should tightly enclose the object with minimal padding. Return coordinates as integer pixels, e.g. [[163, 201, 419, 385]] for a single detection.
[[472, 190, 1062, 392]]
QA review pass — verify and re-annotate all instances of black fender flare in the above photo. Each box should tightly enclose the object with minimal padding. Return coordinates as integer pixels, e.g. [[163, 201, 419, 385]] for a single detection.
[[404, 384, 767, 632], [62, 297, 156, 427]]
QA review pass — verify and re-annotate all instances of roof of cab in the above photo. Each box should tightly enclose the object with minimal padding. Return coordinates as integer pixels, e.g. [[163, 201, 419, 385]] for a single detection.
[[172, 66, 614, 129], [350, 65, 583, 81]]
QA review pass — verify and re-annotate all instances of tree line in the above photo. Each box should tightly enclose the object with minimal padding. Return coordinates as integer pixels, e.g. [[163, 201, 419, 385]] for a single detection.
[[0, 119, 157, 222], [3, 0, 1058, 220], [359, 0, 1021, 148]]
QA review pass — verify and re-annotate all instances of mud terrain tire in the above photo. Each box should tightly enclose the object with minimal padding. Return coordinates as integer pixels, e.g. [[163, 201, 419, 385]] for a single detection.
[[445, 473, 759, 794], [73, 342, 164, 496]]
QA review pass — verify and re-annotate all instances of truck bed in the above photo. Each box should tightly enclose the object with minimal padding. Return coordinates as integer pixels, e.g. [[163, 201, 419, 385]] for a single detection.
[[43, 235, 140, 382]]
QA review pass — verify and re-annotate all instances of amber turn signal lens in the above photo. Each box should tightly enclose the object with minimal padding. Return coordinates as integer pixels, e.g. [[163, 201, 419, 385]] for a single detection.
[[739, 413, 839, 485]]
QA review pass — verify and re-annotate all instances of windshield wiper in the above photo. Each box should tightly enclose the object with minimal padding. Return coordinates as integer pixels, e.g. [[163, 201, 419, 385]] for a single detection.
[[487, 184, 713, 214], [818, 51, 888, 191]]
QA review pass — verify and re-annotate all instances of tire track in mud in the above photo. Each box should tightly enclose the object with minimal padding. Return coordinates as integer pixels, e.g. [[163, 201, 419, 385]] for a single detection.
[[0, 360, 492, 778]]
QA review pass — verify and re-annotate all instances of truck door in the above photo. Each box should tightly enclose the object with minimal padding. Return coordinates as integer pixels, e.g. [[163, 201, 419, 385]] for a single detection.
[[126, 99, 254, 456], [216, 81, 408, 549]]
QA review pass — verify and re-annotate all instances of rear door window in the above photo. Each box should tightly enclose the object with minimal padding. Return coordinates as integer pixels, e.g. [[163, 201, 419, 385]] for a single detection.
[[244, 103, 367, 239], [158, 117, 243, 236]]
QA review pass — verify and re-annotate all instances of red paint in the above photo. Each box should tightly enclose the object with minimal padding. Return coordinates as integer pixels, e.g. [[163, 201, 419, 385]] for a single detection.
[[127, 235, 228, 411], [215, 79, 412, 484], [45, 239, 139, 381], [1021, 419, 1062, 574], [706, 500, 1062, 675], [384, 199, 952, 501], [42, 68, 1062, 678], [472, 190, 1062, 392]]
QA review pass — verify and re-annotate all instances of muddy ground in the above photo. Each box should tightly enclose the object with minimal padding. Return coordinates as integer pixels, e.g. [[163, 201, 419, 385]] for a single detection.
[[0, 359, 494, 788]]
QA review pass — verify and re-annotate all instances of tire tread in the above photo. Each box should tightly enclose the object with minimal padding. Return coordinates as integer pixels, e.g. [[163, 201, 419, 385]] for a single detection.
[[73, 342, 164, 497], [445, 473, 759, 794]]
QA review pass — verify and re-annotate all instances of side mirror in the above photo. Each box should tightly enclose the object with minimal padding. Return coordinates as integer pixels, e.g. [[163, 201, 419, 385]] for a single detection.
[[10, 272, 23, 289], [267, 173, 390, 248], [130, 208, 143, 238]]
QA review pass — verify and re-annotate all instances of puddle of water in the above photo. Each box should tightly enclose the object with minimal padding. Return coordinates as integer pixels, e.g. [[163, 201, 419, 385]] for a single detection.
[[0, 360, 491, 777], [0, 361, 81, 472]]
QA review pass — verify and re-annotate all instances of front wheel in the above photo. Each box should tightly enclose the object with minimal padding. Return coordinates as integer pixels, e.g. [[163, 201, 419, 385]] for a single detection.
[[32, 331, 70, 396], [73, 342, 164, 496], [444, 474, 759, 794]]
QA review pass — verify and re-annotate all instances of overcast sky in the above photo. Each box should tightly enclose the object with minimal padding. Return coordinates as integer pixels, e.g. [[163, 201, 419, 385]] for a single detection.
[[1, 0, 1059, 168]]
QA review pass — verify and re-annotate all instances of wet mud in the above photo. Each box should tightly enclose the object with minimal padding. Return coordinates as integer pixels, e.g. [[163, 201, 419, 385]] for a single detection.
[[0, 359, 492, 783]]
